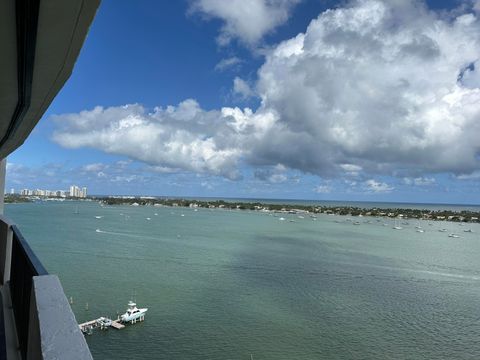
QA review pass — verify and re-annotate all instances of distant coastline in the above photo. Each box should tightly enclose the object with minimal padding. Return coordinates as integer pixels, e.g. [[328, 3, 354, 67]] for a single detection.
[[6, 194, 479, 223], [93, 196, 480, 223]]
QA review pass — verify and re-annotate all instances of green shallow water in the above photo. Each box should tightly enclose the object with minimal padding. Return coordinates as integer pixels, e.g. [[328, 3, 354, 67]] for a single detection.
[[5, 201, 480, 359]]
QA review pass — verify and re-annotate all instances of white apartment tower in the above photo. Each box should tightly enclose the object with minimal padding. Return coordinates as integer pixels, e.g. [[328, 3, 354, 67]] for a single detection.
[[69, 185, 87, 198]]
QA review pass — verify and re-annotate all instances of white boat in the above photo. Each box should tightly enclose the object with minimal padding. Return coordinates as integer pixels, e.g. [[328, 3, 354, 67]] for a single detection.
[[279, 217, 286, 221], [439, 229, 447, 232], [448, 233, 460, 238], [95, 216, 103, 219], [416, 229, 424, 233], [120, 301, 148, 324], [464, 229, 473, 233], [96, 317, 112, 328]]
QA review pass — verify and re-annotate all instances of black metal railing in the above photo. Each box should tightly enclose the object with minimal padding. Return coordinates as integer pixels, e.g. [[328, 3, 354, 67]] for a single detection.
[[9, 225, 47, 359]]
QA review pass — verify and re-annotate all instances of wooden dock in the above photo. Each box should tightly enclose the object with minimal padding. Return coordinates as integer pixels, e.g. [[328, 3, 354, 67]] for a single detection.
[[78, 319, 97, 329], [79, 317, 125, 333], [110, 320, 125, 329]]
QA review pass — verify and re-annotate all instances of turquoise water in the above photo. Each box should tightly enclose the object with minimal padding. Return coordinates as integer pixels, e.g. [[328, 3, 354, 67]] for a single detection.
[[6, 201, 480, 359]]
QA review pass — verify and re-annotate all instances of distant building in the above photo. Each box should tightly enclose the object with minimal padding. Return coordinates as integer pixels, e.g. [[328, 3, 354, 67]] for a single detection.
[[69, 185, 87, 198], [19, 185, 87, 198]]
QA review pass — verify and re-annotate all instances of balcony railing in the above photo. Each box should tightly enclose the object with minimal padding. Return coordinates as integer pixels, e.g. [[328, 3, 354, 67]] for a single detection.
[[10, 225, 47, 359], [0, 216, 92, 359]]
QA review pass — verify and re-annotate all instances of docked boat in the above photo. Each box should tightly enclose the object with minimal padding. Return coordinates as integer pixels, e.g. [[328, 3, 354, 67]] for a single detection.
[[120, 301, 148, 324], [448, 234, 460, 238]]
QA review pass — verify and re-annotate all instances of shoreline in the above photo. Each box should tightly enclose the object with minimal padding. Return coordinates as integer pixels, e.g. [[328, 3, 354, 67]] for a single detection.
[[95, 197, 480, 223], [6, 194, 479, 223]]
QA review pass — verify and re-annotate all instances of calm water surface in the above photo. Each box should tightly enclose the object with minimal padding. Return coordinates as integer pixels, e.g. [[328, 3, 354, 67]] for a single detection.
[[6, 201, 480, 359]]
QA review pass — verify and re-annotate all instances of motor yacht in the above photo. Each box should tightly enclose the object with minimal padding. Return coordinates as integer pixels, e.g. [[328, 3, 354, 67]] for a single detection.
[[120, 301, 148, 324]]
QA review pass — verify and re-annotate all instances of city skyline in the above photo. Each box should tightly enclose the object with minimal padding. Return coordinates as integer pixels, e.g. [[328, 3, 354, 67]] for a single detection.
[[5, 0, 480, 204], [15, 185, 87, 198]]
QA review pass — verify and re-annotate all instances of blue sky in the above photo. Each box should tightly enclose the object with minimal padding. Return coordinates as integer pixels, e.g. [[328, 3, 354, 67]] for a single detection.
[[7, 0, 480, 204]]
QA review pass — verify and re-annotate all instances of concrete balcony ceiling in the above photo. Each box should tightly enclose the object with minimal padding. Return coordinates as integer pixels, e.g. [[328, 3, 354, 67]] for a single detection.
[[0, 0, 100, 159]]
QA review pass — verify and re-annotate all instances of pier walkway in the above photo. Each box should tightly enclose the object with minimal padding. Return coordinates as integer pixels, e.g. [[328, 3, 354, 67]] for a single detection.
[[79, 317, 126, 333]]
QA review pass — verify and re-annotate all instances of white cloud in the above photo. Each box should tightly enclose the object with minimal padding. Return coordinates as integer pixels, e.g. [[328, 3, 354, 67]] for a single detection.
[[82, 163, 105, 172], [190, 0, 301, 46], [365, 179, 394, 193], [314, 185, 332, 193], [53, 1, 480, 182], [52, 100, 274, 180], [215, 56, 243, 71], [457, 170, 480, 180], [233, 77, 255, 98], [148, 165, 181, 174], [252, 0, 480, 177], [340, 164, 362, 173], [403, 177, 436, 186], [269, 173, 287, 183]]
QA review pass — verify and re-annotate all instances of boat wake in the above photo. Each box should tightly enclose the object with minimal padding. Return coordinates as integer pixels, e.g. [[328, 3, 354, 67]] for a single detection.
[[94, 228, 156, 240]]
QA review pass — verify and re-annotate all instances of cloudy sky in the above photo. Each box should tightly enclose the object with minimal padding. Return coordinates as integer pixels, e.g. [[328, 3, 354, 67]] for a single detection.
[[7, 0, 480, 203]]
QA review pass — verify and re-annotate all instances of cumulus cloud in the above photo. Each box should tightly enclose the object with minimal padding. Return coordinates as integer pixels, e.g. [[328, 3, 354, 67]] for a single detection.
[[53, 0, 480, 181], [233, 77, 255, 99], [403, 177, 436, 186], [52, 100, 275, 180], [190, 0, 301, 46], [456, 170, 480, 180], [252, 0, 480, 177], [254, 164, 289, 183], [365, 179, 394, 193]]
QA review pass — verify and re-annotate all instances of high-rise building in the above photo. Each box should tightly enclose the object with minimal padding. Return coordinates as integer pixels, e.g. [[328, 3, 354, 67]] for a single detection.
[[68, 185, 87, 198]]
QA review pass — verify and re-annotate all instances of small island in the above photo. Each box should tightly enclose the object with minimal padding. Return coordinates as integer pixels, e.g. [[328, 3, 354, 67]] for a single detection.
[[4, 194, 33, 204], [93, 196, 480, 223]]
